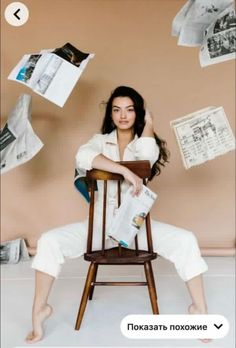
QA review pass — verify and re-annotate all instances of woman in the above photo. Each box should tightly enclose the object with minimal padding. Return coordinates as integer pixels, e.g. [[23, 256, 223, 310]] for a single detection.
[[26, 86, 208, 343]]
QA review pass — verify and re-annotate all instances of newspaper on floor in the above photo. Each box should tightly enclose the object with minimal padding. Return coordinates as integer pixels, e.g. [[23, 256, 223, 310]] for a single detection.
[[170, 106, 235, 169], [200, 4, 236, 66], [172, 0, 234, 46], [0, 238, 30, 264], [8, 43, 95, 107], [0, 94, 43, 174], [108, 185, 157, 248]]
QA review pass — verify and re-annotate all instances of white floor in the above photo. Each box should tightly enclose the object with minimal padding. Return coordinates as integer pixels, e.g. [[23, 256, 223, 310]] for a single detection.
[[1, 256, 235, 348]]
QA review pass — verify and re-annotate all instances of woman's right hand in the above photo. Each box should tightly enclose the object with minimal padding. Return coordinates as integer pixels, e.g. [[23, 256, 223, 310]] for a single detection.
[[121, 167, 143, 196]]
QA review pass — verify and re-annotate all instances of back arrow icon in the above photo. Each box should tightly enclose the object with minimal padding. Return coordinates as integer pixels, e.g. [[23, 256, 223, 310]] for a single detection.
[[13, 9, 21, 20]]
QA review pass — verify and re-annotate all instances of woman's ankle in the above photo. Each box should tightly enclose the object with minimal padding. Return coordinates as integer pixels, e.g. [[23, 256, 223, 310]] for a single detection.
[[189, 303, 208, 314], [32, 303, 50, 315]]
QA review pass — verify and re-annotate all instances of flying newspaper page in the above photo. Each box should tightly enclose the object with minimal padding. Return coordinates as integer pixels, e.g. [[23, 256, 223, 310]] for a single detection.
[[172, 0, 195, 38], [172, 0, 234, 46], [8, 43, 94, 107], [170, 106, 235, 169], [200, 4, 236, 66], [0, 94, 43, 174]]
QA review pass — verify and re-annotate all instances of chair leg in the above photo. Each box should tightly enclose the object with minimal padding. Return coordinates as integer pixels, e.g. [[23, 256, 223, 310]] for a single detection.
[[144, 261, 159, 314], [75, 262, 96, 330], [149, 261, 157, 300], [89, 263, 98, 300]]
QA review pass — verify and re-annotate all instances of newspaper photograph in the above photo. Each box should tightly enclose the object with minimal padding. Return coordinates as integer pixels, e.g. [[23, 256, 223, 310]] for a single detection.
[[34, 54, 63, 94], [200, 4, 236, 66], [0, 238, 30, 264], [172, 0, 234, 46], [0, 94, 44, 174], [53, 42, 90, 67], [8, 43, 95, 107], [170, 106, 235, 169], [15, 54, 42, 84]]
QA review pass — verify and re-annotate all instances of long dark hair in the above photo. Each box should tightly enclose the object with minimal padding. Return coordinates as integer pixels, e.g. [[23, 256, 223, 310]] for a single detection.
[[101, 86, 170, 180]]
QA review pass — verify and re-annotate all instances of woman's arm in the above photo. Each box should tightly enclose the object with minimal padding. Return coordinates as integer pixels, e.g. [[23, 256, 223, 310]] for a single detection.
[[92, 154, 142, 196], [135, 110, 159, 166], [76, 134, 142, 195], [141, 110, 154, 138]]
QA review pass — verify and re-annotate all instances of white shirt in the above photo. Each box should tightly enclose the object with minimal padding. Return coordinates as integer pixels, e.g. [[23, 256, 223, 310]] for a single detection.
[[75, 129, 160, 231], [76, 129, 160, 170]]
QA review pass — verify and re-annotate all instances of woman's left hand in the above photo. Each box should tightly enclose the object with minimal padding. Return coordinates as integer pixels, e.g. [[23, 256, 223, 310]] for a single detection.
[[144, 109, 153, 126]]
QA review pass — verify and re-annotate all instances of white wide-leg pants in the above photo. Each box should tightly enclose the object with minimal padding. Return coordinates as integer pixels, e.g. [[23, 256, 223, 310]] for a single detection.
[[31, 219, 208, 281]]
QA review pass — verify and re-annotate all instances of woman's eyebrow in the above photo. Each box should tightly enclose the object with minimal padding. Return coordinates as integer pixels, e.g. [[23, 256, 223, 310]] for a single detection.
[[112, 105, 134, 108]]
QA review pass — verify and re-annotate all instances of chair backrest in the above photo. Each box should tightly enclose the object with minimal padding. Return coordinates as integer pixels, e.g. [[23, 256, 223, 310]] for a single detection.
[[86, 160, 154, 256]]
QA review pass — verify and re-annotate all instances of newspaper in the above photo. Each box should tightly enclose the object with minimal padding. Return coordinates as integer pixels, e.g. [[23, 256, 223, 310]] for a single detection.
[[108, 185, 157, 248], [170, 106, 235, 169], [200, 4, 236, 66], [0, 94, 44, 174], [0, 239, 30, 264], [8, 43, 94, 107], [172, 0, 234, 46], [172, 0, 195, 37]]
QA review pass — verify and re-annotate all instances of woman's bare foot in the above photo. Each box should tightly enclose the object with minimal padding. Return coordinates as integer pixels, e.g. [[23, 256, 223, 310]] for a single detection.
[[26, 304, 52, 344], [188, 304, 211, 343]]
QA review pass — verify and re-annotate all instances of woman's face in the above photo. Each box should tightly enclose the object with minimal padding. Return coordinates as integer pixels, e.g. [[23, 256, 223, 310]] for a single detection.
[[111, 97, 136, 131]]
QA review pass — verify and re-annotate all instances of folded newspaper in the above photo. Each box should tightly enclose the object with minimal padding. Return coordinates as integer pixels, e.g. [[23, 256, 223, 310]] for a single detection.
[[0, 238, 30, 264], [172, 0, 235, 66], [200, 4, 236, 67], [108, 185, 157, 248], [170, 106, 235, 169], [0, 94, 44, 174], [8, 43, 95, 107], [172, 0, 234, 46]]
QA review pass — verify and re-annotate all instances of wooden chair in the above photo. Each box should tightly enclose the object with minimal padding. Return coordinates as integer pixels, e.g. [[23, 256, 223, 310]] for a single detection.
[[75, 160, 159, 330]]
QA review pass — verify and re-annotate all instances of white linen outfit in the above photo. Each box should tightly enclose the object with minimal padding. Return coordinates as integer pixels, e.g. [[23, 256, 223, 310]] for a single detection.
[[32, 130, 208, 280]]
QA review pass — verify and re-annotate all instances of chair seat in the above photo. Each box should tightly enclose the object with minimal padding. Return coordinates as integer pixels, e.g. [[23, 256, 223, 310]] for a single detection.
[[84, 247, 157, 264]]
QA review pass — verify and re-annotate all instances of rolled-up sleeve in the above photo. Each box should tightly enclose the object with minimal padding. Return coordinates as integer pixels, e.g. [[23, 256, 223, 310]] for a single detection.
[[75, 134, 103, 171], [135, 137, 160, 166]]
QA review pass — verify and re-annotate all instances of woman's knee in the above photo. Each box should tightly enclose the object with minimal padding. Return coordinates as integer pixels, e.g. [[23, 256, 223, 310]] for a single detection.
[[178, 230, 201, 257], [183, 230, 198, 244], [186, 230, 199, 247], [37, 231, 59, 250]]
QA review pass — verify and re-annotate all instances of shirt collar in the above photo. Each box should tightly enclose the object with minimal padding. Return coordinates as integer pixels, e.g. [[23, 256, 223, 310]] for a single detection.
[[105, 129, 118, 144], [105, 129, 138, 147]]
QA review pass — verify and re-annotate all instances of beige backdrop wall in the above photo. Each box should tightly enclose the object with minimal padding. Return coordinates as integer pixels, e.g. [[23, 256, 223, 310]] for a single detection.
[[1, 0, 235, 255]]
